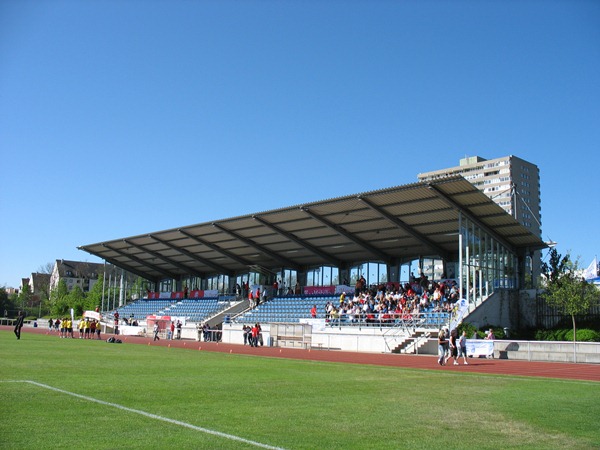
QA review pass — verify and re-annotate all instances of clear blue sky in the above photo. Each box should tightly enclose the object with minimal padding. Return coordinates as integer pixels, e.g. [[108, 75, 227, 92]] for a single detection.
[[1, 0, 599, 288]]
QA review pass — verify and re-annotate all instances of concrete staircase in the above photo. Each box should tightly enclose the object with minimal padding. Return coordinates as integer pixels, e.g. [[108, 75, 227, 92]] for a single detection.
[[390, 330, 434, 354], [205, 298, 250, 328]]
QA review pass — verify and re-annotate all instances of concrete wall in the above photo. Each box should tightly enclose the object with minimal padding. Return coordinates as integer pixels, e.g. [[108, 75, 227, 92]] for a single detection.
[[494, 340, 600, 364], [218, 323, 600, 364], [463, 289, 539, 332]]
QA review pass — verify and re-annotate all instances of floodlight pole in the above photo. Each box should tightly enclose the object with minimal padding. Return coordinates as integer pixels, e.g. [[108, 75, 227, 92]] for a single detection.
[[101, 260, 106, 313], [459, 232, 463, 306]]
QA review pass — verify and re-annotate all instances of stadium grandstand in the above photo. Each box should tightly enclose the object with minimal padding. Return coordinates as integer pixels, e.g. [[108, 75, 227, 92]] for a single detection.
[[79, 176, 546, 353]]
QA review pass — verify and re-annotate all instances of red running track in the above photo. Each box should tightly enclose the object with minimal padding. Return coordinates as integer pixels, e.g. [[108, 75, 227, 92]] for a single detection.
[[4, 326, 599, 382]]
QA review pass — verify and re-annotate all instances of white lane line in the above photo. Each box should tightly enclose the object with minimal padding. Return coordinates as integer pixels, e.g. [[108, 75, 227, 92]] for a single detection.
[[1, 380, 285, 450]]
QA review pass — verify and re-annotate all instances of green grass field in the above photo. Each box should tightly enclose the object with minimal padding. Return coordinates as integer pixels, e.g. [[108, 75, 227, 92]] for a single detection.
[[1, 331, 598, 449]]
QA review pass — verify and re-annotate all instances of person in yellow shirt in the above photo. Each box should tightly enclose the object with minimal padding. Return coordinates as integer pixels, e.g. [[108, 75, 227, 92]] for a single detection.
[[65, 318, 72, 338], [78, 318, 85, 339], [84, 318, 91, 339]]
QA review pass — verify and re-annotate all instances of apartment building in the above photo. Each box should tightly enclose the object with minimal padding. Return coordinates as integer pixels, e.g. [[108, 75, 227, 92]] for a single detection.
[[418, 155, 542, 284], [49, 259, 105, 293]]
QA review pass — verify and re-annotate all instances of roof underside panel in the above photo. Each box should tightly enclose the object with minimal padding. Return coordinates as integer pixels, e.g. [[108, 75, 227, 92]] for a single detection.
[[78, 177, 546, 281]]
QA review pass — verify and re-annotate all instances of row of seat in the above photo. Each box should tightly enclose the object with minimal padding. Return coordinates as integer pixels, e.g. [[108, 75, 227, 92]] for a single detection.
[[111, 298, 223, 321], [236, 295, 452, 327]]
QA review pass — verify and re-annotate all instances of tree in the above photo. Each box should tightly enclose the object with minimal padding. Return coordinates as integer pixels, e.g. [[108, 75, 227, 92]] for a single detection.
[[86, 277, 105, 312], [541, 249, 600, 344], [38, 261, 55, 274], [0, 287, 16, 317], [17, 283, 33, 315], [67, 285, 86, 317], [541, 248, 570, 285], [50, 279, 70, 317]]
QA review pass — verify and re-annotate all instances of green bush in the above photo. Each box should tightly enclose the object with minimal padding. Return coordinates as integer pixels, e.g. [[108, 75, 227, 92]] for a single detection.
[[535, 329, 549, 341], [457, 322, 477, 338], [564, 329, 600, 342], [556, 329, 570, 341], [534, 328, 600, 342]]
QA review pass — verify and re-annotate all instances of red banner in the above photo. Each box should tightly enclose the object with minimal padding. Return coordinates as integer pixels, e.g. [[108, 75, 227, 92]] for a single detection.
[[303, 285, 336, 295], [147, 290, 210, 299]]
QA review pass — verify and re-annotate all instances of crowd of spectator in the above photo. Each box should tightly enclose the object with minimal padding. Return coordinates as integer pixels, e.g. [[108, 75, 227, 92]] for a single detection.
[[321, 274, 461, 325]]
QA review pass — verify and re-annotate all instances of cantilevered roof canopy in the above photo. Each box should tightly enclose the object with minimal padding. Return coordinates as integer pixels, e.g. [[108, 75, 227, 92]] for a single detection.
[[78, 176, 546, 282]]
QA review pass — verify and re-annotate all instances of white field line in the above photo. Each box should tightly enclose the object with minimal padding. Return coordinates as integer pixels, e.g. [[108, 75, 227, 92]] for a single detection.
[[1, 380, 285, 450]]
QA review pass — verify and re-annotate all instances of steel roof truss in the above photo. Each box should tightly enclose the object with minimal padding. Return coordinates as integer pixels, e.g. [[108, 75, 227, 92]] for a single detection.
[[358, 196, 450, 259], [178, 229, 253, 267], [147, 234, 231, 276], [123, 239, 204, 278], [300, 206, 391, 263], [253, 215, 343, 267], [212, 223, 301, 271], [101, 243, 178, 280]]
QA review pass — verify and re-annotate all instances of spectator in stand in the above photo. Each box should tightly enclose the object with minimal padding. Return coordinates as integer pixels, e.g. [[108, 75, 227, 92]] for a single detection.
[[330, 307, 339, 327], [295, 282, 301, 295], [325, 301, 333, 321], [485, 328, 496, 340], [272, 280, 278, 296], [354, 279, 361, 297], [262, 288, 268, 304], [310, 304, 317, 318]]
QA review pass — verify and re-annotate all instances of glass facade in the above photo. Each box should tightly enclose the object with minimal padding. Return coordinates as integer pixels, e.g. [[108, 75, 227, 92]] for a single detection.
[[306, 266, 339, 286], [459, 213, 518, 305], [349, 262, 387, 286]]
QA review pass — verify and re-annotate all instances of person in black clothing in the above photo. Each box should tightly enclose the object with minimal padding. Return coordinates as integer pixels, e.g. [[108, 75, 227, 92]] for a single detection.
[[447, 328, 459, 365], [14, 311, 25, 340]]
